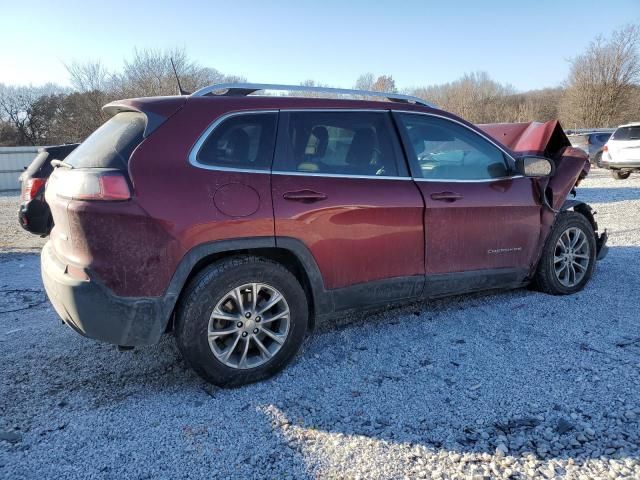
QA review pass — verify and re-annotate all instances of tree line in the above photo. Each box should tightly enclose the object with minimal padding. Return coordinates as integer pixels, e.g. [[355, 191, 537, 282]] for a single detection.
[[0, 24, 638, 147]]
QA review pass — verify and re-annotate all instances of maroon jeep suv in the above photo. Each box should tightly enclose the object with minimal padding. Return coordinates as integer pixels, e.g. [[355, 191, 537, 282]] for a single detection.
[[41, 83, 607, 386]]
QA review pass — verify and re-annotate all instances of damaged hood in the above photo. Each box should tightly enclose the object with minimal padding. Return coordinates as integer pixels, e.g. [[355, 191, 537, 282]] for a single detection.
[[478, 120, 571, 157], [479, 120, 590, 210]]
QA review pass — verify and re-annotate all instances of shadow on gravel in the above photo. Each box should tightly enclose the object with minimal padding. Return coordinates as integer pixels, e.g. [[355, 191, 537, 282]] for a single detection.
[[252, 245, 640, 470], [2, 248, 639, 477]]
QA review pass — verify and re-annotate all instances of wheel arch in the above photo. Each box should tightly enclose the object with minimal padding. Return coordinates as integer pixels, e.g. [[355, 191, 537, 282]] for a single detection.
[[162, 237, 330, 333], [561, 200, 598, 233]]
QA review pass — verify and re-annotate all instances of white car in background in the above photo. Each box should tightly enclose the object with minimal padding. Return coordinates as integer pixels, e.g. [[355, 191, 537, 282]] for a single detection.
[[599, 122, 640, 179]]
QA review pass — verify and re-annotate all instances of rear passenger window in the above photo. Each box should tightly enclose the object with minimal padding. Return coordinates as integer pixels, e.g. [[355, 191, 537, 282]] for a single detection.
[[195, 113, 277, 170], [275, 111, 401, 177]]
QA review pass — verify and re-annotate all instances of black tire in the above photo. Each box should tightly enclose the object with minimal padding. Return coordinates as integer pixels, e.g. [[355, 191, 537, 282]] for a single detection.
[[594, 152, 602, 168], [175, 256, 309, 387], [533, 212, 597, 295], [611, 170, 631, 180]]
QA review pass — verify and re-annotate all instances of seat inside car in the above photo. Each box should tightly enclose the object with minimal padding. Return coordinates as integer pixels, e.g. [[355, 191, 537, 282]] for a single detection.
[[345, 128, 376, 175]]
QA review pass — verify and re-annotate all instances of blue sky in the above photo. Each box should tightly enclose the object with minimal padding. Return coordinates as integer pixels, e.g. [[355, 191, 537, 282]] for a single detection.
[[1, 0, 638, 92]]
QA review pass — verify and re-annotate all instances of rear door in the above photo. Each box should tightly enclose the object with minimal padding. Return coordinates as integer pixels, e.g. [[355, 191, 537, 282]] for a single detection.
[[271, 110, 425, 305], [393, 112, 542, 291]]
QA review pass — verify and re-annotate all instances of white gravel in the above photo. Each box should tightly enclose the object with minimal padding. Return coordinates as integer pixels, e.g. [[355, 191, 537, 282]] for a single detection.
[[1, 169, 639, 479]]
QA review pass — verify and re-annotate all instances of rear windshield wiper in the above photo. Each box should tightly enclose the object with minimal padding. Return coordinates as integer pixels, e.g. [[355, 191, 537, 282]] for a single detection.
[[51, 159, 74, 169]]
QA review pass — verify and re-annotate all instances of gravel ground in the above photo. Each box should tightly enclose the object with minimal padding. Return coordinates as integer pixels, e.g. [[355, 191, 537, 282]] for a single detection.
[[1, 169, 639, 479]]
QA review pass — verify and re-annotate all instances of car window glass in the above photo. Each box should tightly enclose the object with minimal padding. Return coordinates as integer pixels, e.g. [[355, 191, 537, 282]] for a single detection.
[[66, 112, 145, 169], [196, 113, 277, 169], [398, 114, 509, 180], [569, 135, 588, 147], [612, 126, 640, 141], [277, 111, 399, 177]]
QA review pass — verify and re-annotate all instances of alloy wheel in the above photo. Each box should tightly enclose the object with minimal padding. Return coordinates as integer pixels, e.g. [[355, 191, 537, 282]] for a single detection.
[[553, 227, 590, 287], [207, 283, 290, 369]]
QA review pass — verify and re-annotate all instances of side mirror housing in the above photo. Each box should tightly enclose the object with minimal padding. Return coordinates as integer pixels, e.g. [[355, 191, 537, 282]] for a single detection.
[[516, 155, 555, 178]]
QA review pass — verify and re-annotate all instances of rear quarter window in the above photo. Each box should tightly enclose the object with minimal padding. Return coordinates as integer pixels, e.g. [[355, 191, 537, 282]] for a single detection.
[[65, 112, 146, 169]]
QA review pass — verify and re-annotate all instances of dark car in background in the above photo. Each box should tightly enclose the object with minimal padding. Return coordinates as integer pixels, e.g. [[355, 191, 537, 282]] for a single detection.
[[567, 129, 614, 165], [18, 144, 78, 236]]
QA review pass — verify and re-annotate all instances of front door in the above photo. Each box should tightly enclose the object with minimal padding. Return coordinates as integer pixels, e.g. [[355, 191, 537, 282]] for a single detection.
[[394, 112, 542, 289], [271, 110, 425, 304]]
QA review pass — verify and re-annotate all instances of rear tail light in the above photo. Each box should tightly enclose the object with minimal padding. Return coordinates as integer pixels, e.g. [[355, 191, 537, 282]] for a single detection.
[[603, 145, 608, 152], [22, 178, 47, 201], [55, 170, 131, 201]]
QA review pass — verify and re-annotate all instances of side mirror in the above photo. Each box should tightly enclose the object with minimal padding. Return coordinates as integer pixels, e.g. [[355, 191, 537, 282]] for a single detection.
[[516, 156, 555, 178]]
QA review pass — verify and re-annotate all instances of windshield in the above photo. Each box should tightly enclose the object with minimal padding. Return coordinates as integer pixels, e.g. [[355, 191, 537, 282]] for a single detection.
[[65, 112, 146, 169]]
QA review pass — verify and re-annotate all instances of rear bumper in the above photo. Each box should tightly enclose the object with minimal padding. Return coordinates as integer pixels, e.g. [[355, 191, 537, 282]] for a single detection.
[[599, 157, 640, 169], [41, 241, 171, 347]]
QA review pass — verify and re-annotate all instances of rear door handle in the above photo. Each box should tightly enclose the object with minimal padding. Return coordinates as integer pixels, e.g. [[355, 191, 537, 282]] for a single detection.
[[282, 190, 328, 203], [430, 191, 463, 202]]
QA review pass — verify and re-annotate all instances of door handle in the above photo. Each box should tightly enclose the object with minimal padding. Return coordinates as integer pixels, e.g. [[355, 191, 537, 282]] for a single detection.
[[282, 190, 328, 203], [430, 191, 463, 202]]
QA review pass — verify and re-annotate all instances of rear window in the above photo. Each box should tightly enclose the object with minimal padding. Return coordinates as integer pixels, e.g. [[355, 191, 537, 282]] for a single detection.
[[65, 112, 146, 169], [611, 126, 640, 141], [596, 133, 612, 143]]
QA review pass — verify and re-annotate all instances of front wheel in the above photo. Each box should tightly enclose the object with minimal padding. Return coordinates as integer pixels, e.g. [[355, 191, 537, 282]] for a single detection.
[[611, 170, 631, 180], [533, 212, 596, 295], [175, 256, 309, 387]]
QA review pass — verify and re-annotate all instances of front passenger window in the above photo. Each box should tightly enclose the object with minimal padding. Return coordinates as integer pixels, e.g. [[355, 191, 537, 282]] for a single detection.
[[398, 114, 510, 180]]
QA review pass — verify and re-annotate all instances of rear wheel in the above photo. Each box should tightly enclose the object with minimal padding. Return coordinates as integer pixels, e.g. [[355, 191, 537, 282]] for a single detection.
[[175, 256, 309, 387], [594, 152, 602, 168], [533, 212, 596, 295], [611, 170, 631, 180]]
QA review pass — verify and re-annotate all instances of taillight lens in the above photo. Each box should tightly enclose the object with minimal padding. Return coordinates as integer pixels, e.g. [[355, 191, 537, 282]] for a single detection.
[[603, 145, 608, 152], [22, 178, 47, 201], [54, 170, 131, 201]]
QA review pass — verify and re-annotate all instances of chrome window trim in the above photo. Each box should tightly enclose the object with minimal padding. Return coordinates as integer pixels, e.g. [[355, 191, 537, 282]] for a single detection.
[[414, 175, 524, 183], [188, 109, 525, 183], [188, 110, 278, 172], [394, 111, 523, 182], [271, 171, 412, 181]]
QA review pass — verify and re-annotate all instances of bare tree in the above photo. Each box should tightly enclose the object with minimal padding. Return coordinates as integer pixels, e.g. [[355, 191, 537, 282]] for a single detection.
[[354, 73, 375, 91], [66, 60, 112, 93], [371, 75, 397, 93], [560, 23, 640, 128], [111, 47, 242, 98], [411, 72, 516, 123], [0, 83, 67, 145], [64, 60, 115, 132]]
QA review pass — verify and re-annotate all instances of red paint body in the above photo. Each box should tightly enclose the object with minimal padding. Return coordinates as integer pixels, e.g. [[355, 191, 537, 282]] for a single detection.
[[46, 96, 589, 304]]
